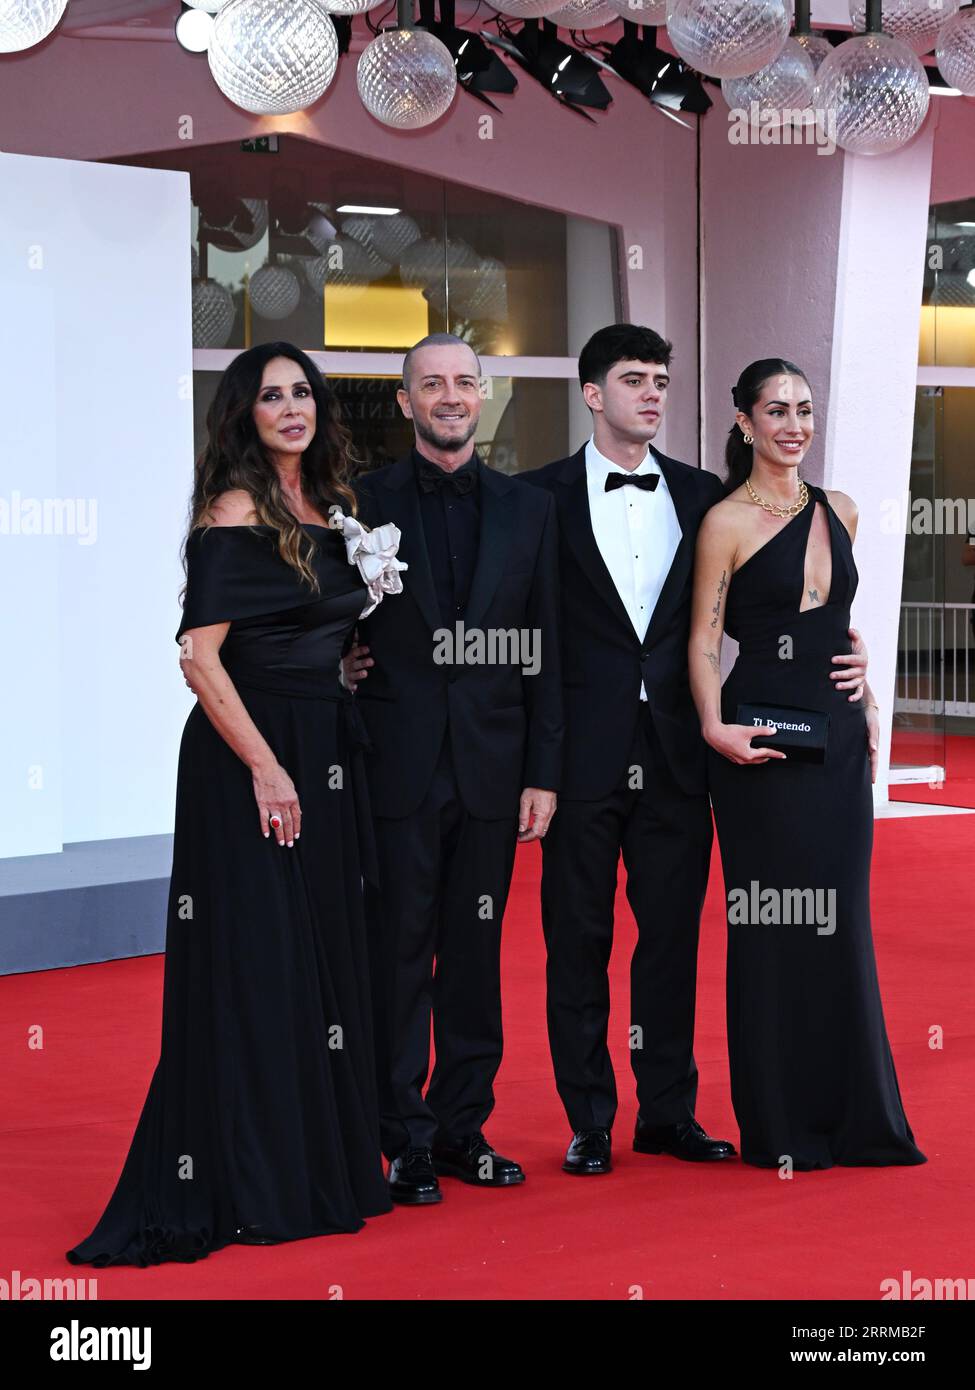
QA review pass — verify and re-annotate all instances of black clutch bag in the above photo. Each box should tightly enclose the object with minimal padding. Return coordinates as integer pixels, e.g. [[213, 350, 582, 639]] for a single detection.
[[735, 703, 830, 764]]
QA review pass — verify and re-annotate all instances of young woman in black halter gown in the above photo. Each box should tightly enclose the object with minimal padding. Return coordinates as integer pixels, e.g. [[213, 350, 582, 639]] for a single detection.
[[689, 359, 925, 1172], [67, 344, 405, 1265]]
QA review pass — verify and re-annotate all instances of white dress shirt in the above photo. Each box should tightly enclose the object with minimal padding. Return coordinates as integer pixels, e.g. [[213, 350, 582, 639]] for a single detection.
[[585, 436, 683, 700]]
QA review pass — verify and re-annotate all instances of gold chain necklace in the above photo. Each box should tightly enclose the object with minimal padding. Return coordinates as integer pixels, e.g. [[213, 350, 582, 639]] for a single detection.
[[745, 475, 809, 518]]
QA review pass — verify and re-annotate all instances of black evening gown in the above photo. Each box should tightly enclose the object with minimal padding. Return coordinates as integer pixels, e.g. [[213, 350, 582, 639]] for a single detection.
[[67, 523, 392, 1266], [708, 486, 926, 1171]]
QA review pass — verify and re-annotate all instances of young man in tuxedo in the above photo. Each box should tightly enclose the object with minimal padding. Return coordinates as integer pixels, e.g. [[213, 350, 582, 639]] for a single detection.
[[345, 334, 562, 1205], [517, 323, 736, 1174]]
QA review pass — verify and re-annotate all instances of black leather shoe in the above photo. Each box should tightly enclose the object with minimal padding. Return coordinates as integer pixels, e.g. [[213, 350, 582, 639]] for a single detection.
[[563, 1128, 612, 1174], [233, 1224, 278, 1245], [432, 1131, 525, 1186], [633, 1116, 736, 1161], [388, 1147, 443, 1204]]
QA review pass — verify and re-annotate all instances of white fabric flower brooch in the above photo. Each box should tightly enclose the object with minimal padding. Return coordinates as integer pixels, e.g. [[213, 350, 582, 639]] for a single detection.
[[331, 509, 408, 618]]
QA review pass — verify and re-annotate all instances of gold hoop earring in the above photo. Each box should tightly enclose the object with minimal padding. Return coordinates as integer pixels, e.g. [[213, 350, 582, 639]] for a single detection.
[[743, 432, 753, 445]]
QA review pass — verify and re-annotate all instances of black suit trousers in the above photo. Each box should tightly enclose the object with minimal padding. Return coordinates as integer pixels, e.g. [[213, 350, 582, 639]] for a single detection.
[[540, 706, 713, 1133], [366, 735, 519, 1158]]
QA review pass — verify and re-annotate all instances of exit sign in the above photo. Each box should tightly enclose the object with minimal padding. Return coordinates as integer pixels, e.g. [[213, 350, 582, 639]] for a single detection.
[[240, 136, 279, 154]]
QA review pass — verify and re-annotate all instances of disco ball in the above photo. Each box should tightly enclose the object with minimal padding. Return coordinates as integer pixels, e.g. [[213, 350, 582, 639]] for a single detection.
[[848, 0, 960, 58], [357, 29, 458, 129], [489, 0, 565, 16], [550, 0, 619, 26], [794, 31, 833, 73], [248, 265, 301, 319], [607, 0, 668, 20], [192, 279, 236, 348], [209, 0, 339, 116], [814, 32, 931, 155], [0, 0, 68, 53], [667, 0, 790, 79], [340, 213, 422, 264], [722, 38, 816, 123], [936, 7, 975, 96]]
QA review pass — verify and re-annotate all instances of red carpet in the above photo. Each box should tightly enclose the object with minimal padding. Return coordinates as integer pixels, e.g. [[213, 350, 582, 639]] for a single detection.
[[891, 732, 975, 809], [1, 814, 971, 1301]]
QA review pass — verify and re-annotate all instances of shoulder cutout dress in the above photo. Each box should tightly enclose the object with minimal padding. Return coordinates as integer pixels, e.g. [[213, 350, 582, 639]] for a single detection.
[[707, 486, 926, 1171]]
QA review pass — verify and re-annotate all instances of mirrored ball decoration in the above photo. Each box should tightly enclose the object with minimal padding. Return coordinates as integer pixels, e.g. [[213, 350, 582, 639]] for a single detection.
[[848, 0, 960, 58], [247, 265, 302, 320], [192, 279, 236, 349], [340, 213, 423, 265], [721, 37, 816, 124], [399, 237, 446, 290], [315, 0, 388, 12], [357, 29, 458, 130], [489, 0, 565, 16], [607, 0, 669, 21], [0, 0, 68, 53], [794, 31, 833, 73], [208, 0, 339, 116], [814, 32, 931, 155], [549, 0, 620, 26], [936, 7, 975, 96], [667, 0, 790, 79]]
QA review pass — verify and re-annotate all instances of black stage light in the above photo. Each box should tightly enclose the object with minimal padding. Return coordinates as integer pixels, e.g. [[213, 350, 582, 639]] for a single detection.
[[482, 18, 612, 121], [418, 1, 517, 110], [605, 23, 711, 120]]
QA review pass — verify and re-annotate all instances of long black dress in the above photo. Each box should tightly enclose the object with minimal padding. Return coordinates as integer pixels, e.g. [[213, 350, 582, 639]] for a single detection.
[[67, 522, 393, 1266], [708, 486, 926, 1171]]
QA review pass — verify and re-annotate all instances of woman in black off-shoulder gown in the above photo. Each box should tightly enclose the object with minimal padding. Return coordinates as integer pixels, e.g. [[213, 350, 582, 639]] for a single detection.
[[67, 344, 402, 1266]]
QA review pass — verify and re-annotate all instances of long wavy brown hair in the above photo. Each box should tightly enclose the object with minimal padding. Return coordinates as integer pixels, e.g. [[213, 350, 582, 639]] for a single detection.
[[184, 342, 359, 593]]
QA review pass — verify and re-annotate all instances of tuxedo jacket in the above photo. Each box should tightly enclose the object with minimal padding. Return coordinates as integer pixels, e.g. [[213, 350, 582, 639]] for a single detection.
[[353, 453, 563, 820], [518, 444, 724, 799]]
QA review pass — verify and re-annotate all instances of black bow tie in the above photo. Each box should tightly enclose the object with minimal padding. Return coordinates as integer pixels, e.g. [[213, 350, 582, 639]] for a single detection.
[[418, 462, 476, 496], [605, 472, 659, 493]]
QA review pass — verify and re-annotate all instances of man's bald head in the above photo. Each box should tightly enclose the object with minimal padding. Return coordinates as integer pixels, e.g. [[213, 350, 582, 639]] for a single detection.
[[402, 334, 481, 392]]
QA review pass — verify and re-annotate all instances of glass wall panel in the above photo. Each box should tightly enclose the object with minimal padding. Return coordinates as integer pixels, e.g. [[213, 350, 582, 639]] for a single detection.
[[113, 138, 619, 360], [191, 371, 573, 479], [919, 198, 975, 369]]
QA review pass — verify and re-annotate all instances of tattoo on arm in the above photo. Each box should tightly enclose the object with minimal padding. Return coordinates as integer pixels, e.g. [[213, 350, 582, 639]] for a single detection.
[[709, 570, 728, 628], [703, 650, 720, 675]]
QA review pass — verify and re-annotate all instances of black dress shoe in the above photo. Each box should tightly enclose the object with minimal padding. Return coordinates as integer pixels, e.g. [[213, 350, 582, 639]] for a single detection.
[[233, 1224, 278, 1245], [563, 1128, 612, 1175], [633, 1116, 737, 1161], [432, 1131, 525, 1187], [388, 1147, 443, 1205]]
